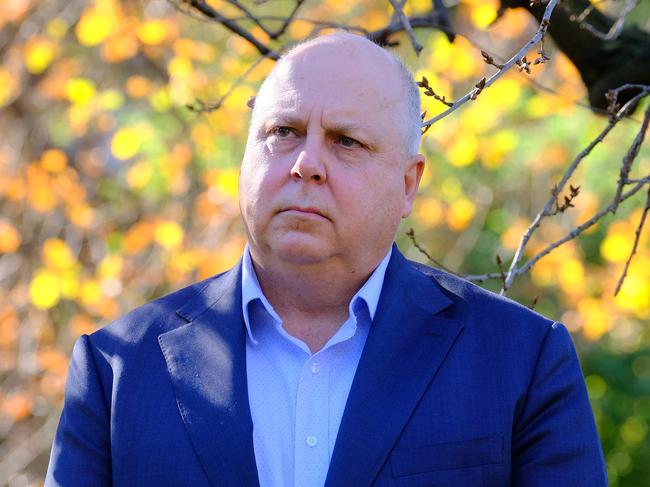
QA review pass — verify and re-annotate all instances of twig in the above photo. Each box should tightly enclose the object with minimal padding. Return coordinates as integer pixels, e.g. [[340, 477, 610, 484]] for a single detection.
[[613, 102, 650, 211], [388, 0, 424, 55], [187, 56, 266, 113], [569, 0, 638, 42], [496, 255, 507, 291], [517, 181, 648, 277], [615, 186, 650, 296], [417, 76, 454, 107], [501, 87, 650, 293], [422, 0, 559, 128], [269, 0, 306, 39], [179, 0, 280, 60], [406, 228, 457, 274]]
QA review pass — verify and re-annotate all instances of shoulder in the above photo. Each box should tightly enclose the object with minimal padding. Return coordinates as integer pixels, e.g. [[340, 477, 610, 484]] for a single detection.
[[406, 259, 558, 343], [85, 267, 236, 353]]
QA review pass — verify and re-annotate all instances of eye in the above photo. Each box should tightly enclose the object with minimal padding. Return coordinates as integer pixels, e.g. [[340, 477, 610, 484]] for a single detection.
[[270, 126, 295, 138], [336, 135, 362, 149]]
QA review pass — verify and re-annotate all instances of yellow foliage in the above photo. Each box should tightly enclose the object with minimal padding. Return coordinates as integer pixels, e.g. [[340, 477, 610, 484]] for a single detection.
[[449, 38, 483, 81], [126, 76, 152, 98], [536, 143, 570, 170], [65, 77, 96, 105], [111, 125, 148, 160], [80, 279, 102, 307], [76, 4, 118, 47], [440, 176, 462, 201], [59, 270, 80, 299], [26, 164, 57, 213], [155, 221, 184, 250], [615, 272, 650, 319], [470, 2, 498, 29], [578, 298, 610, 340], [0, 66, 19, 107], [0, 306, 18, 348], [69, 314, 96, 337], [98, 255, 123, 278], [30, 269, 61, 310], [447, 133, 478, 167], [558, 258, 586, 296], [168, 56, 193, 77], [43, 238, 76, 271], [447, 198, 476, 231], [98, 89, 124, 111], [136, 19, 169, 46], [40, 149, 67, 173], [101, 35, 139, 63], [37, 348, 69, 376], [3, 176, 25, 202], [0, 220, 21, 253], [149, 87, 171, 111], [24, 36, 56, 74], [415, 197, 444, 227], [124, 221, 155, 254], [480, 130, 518, 169], [67, 200, 94, 229], [0, 392, 32, 421], [481, 77, 521, 112], [204, 167, 240, 201], [601, 229, 631, 263], [127, 160, 153, 189]]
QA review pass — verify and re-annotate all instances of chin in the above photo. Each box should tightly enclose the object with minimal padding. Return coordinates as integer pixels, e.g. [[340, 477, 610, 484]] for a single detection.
[[271, 235, 333, 265]]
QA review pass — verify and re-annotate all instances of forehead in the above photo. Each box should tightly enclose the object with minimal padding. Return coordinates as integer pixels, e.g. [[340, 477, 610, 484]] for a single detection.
[[254, 42, 405, 128]]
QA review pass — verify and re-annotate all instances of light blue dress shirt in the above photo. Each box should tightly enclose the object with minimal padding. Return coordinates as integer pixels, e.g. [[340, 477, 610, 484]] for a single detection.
[[242, 245, 392, 487]]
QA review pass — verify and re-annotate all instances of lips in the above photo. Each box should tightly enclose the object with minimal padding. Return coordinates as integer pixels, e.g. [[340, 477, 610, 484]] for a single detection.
[[281, 206, 329, 220]]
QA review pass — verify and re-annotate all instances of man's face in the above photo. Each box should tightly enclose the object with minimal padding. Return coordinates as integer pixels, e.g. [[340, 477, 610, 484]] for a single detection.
[[239, 37, 423, 270]]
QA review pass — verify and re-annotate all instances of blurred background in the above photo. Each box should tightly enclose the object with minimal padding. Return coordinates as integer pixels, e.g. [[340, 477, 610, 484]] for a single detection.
[[0, 0, 648, 485]]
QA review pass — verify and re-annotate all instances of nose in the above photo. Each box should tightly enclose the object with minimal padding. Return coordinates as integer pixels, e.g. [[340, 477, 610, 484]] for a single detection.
[[290, 143, 327, 183]]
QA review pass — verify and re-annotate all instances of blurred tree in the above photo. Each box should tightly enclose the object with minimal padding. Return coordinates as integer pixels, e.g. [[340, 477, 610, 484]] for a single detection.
[[0, 1, 648, 485]]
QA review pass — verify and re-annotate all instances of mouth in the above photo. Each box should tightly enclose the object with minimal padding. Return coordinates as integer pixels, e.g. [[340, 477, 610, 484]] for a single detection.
[[280, 206, 329, 220]]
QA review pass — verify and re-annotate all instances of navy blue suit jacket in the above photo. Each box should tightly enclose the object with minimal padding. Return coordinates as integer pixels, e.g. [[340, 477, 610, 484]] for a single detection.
[[46, 247, 607, 486]]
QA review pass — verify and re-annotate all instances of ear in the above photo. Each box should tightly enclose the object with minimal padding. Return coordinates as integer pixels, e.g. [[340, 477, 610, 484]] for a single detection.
[[402, 154, 425, 218]]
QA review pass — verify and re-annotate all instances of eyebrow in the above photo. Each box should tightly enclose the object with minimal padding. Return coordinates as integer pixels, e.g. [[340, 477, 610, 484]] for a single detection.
[[263, 114, 369, 135]]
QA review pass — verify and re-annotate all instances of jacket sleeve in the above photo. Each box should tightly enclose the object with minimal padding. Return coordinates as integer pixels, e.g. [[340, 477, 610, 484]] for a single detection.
[[512, 322, 607, 486], [45, 334, 112, 487]]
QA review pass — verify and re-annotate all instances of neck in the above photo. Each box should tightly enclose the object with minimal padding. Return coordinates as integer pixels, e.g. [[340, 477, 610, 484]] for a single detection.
[[252, 258, 370, 319], [251, 254, 383, 354]]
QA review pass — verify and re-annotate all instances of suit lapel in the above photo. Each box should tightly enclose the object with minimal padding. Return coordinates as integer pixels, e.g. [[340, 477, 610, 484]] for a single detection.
[[158, 262, 259, 487], [326, 248, 463, 487]]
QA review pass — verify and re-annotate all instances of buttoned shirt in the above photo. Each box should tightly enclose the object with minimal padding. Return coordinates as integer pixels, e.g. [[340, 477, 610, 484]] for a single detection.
[[242, 245, 392, 487]]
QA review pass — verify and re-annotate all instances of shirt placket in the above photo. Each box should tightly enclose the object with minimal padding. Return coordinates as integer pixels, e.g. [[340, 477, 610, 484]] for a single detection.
[[293, 351, 331, 487]]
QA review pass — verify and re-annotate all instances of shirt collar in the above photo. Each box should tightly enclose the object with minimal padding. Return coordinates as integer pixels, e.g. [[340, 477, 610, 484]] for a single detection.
[[241, 244, 392, 344]]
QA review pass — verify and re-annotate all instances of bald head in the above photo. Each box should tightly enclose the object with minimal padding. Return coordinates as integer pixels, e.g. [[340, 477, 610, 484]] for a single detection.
[[252, 32, 422, 156]]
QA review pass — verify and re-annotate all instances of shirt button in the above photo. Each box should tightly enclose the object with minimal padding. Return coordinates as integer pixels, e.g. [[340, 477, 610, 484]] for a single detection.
[[306, 436, 318, 447], [310, 362, 320, 374]]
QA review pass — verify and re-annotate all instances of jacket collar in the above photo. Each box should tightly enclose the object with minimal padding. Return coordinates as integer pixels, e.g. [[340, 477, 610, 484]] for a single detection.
[[325, 245, 463, 486], [159, 261, 260, 487]]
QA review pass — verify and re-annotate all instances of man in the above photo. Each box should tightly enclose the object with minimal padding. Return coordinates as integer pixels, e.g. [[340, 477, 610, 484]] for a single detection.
[[46, 32, 607, 486]]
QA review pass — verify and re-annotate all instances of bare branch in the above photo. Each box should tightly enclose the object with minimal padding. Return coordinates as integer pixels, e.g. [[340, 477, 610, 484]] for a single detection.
[[422, 0, 558, 128], [615, 186, 650, 296], [501, 86, 650, 293], [177, 0, 280, 60], [517, 181, 648, 278], [187, 56, 265, 113], [417, 76, 454, 107], [613, 102, 650, 210], [388, 0, 424, 55], [568, 0, 639, 42], [406, 228, 457, 275]]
